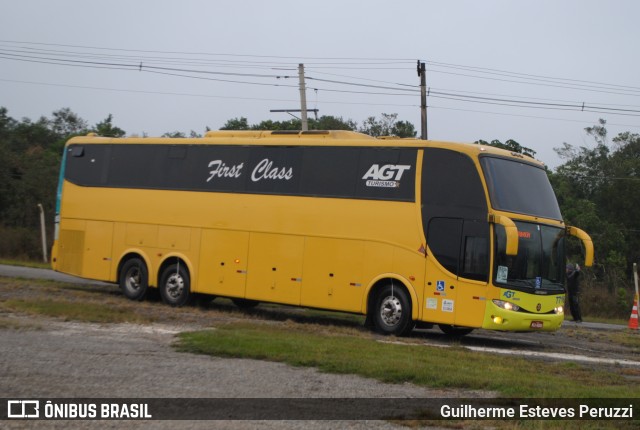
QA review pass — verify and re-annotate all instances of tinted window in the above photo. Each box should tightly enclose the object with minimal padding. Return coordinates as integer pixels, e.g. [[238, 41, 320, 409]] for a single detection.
[[422, 148, 487, 221], [422, 148, 489, 281], [461, 221, 489, 282], [480, 156, 562, 220], [427, 218, 489, 280], [64, 144, 418, 202], [428, 218, 462, 275]]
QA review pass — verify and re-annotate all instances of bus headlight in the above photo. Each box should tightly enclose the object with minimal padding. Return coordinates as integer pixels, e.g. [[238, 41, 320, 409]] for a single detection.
[[554, 306, 564, 314], [492, 299, 520, 312]]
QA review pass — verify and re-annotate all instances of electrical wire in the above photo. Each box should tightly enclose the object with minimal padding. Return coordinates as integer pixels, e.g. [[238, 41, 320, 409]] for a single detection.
[[2, 39, 640, 121]]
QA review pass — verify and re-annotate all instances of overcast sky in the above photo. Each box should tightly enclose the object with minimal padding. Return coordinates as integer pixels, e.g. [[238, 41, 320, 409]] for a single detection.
[[2, 0, 639, 168]]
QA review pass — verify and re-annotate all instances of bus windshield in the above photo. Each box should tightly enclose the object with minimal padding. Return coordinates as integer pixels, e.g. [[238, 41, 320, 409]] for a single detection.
[[494, 221, 565, 292], [480, 156, 562, 220]]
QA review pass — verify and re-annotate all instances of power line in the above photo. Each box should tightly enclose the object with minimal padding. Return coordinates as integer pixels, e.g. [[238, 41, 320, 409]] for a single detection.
[[2, 39, 640, 122], [427, 60, 640, 93], [428, 90, 640, 116], [427, 68, 640, 98], [4, 48, 640, 117], [0, 39, 415, 63]]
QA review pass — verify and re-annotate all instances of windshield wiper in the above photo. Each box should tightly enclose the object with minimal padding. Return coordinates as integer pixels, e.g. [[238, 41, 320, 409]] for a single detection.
[[506, 279, 535, 287], [541, 280, 565, 290]]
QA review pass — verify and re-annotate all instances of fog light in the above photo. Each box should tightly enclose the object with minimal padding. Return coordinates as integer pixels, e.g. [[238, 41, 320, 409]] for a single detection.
[[493, 316, 503, 324]]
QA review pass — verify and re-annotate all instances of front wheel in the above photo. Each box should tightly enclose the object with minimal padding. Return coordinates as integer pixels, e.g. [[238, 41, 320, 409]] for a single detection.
[[159, 263, 191, 306], [372, 284, 414, 336]]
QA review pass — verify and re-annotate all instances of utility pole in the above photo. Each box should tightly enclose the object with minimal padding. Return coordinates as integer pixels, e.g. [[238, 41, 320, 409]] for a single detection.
[[37, 203, 48, 263], [298, 63, 309, 131], [417, 61, 427, 140]]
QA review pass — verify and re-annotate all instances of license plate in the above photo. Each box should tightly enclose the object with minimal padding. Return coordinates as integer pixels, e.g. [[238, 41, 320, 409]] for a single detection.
[[530, 321, 544, 329]]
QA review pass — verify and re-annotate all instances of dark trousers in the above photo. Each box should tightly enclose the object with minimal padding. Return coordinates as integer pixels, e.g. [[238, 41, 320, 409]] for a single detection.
[[568, 287, 582, 321]]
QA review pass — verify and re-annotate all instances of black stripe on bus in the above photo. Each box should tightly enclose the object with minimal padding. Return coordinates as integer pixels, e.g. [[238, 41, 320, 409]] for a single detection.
[[64, 144, 418, 202]]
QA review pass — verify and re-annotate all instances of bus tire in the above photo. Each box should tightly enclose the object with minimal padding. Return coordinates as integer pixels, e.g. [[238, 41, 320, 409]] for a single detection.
[[232, 298, 260, 309], [159, 263, 191, 306], [372, 284, 414, 336], [119, 258, 149, 301], [438, 324, 474, 337]]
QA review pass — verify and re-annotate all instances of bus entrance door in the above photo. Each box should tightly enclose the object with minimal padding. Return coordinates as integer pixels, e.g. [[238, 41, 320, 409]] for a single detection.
[[423, 256, 457, 325]]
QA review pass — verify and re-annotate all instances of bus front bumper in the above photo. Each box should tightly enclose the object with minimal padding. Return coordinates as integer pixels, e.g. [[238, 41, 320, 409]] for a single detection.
[[481, 301, 564, 332]]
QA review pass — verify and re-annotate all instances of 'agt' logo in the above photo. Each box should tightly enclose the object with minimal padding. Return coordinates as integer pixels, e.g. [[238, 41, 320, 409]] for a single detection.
[[503, 290, 516, 299]]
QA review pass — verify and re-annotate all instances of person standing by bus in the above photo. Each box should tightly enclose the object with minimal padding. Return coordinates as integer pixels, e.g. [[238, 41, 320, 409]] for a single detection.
[[566, 263, 582, 322]]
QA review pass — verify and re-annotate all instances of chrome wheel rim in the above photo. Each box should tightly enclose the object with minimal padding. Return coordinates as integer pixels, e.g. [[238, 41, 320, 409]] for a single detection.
[[380, 295, 402, 327], [165, 273, 184, 300], [124, 267, 141, 292]]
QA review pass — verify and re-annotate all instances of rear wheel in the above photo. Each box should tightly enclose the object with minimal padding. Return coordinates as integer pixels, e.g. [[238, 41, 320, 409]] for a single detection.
[[372, 284, 414, 336], [119, 258, 148, 301], [159, 263, 191, 306]]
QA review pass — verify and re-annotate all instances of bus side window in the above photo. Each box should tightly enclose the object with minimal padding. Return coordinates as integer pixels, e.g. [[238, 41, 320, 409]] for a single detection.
[[461, 235, 489, 282], [427, 217, 463, 276], [427, 218, 489, 281]]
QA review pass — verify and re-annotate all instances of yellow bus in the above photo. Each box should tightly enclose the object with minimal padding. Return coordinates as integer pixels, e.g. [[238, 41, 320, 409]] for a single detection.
[[51, 130, 593, 336]]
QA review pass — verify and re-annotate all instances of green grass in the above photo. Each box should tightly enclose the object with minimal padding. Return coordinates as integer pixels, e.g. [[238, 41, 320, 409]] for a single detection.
[[176, 322, 640, 398], [0, 258, 51, 269], [582, 316, 628, 326], [1, 298, 154, 324]]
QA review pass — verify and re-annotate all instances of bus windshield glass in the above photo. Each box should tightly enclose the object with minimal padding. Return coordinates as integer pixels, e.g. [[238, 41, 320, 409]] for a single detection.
[[480, 156, 562, 220], [494, 221, 565, 292]]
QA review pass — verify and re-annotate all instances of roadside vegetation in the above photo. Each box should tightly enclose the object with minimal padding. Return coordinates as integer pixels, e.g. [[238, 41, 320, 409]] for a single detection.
[[175, 322, 640, 399]]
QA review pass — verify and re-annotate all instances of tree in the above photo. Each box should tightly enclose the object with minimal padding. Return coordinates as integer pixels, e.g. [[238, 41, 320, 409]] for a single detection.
[[252, 119, 300, 131], [474, 139, 536, 158], [93, 114, 126, 137], [50, 107, 88, 137], [162, 131, 186, 138], [391, 120, 417, 139], [313, 115, 356, 131], [218, 113, 415, 137], [551, 119, 640, 289], [0, 107, 74, 259], [358, 113, 417, 138], [220, 117, 250, 130]]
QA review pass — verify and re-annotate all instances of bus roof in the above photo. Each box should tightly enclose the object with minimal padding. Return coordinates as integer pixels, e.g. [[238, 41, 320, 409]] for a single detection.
[[67, 130, 545, 167]]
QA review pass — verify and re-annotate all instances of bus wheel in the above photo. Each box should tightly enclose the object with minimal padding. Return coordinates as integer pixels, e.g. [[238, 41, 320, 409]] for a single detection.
[[372, 284, 414, 336], [159, 263, 191, 306], [119, 258, 148, 301], [438, 324, 474, 337], [232, 298, 260, 309]]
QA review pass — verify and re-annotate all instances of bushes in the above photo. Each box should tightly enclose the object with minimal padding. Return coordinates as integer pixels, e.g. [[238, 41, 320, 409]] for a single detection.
[[0, 224, 46, 261], [579, 271, 636, 320]]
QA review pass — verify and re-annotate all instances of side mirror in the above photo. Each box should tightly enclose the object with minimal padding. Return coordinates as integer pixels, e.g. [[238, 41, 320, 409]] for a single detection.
[[566, 226, 594, 267], [488, 213, 519, 256]]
